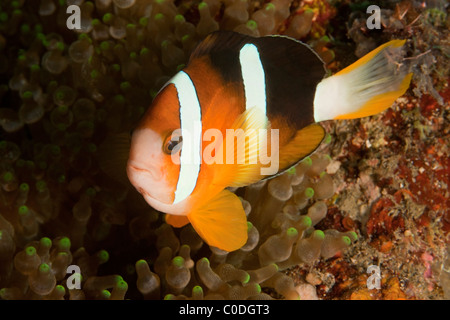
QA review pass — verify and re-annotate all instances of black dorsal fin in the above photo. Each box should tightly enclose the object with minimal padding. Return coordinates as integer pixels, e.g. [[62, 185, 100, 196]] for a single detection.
[[190, 30, 252, 59], [189, 31, 327, 131]]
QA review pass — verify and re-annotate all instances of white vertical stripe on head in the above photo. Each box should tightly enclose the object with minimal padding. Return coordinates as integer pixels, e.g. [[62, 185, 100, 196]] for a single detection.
[[170, 71, 202, 204], [239, 43, 267, 115]]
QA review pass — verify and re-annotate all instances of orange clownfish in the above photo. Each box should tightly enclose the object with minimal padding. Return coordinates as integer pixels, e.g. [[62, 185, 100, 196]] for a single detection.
[[127, 31, 412, 252]]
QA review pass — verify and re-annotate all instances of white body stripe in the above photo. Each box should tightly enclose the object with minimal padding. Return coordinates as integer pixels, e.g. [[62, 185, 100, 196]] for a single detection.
[[170, 71, 202, 204], [239, 44, 267, 115]]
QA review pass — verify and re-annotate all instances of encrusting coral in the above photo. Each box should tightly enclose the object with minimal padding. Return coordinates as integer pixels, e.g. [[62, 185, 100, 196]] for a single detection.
[[0, 0, 448, 300]]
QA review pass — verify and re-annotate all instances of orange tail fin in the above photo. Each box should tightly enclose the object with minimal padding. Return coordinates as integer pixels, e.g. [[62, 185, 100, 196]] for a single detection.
[[314, 40, 412, 121]]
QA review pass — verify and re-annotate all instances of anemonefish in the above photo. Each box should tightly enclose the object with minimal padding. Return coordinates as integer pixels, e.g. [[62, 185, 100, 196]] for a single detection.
[[127, 31, 412, 252]]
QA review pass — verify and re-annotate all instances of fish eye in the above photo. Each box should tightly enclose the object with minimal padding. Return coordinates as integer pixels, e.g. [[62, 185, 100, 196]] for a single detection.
[[163, 130, 183, 155]]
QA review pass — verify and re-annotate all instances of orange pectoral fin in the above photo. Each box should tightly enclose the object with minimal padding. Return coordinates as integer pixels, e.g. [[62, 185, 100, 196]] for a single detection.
[[214, 106, 271, 189], [187, 189, 248, 252], [165, 214, 190, 228]]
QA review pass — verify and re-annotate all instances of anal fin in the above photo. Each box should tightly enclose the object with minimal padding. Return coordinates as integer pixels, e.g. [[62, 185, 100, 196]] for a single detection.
[[278, 123, 325, 173]]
